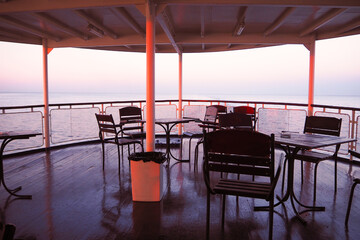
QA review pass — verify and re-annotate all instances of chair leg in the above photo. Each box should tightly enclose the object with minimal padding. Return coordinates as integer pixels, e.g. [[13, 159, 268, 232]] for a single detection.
[[117, 145, 121, 174], [281, 158, 288, 193], [188, 136, 194, 162], [101, 142, 105, 171], [206, 191, 211, 240], [221, 195, 226, 230], [345, 181, 358, 227], [334, 158, 337, 192], [301, 160, 304, 185], [313, 162, 319, 203], [269, 195, 274, 240]]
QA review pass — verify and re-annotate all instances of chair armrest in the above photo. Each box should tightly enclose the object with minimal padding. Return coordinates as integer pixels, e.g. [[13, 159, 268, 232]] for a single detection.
[[349, 150, 360, 159]]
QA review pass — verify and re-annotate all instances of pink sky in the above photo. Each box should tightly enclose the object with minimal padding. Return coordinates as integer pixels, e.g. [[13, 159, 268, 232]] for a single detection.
[[0, 34, 359, 96]]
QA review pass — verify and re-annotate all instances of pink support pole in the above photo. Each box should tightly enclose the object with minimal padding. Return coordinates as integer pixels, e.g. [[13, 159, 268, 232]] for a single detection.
[[178, 53, 183, 135], [42, 38, 50, 149], [145, 0, 155, 152], [308, 41, 315, 116]]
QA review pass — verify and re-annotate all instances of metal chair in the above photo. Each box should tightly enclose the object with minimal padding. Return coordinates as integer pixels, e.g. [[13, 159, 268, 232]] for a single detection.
[[119, 106, 146, 143], [182, 106, 219, 165], [203, 129, 281, 240], [233, 105, 257, 130], [345, 150, 360, 227], [95, 113, 143, 173], [218, 112, 253, 130], [284, 116, 342, 202]]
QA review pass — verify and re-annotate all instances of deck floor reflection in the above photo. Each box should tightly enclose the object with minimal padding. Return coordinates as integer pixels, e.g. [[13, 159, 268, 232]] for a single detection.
[[1, 141, 359, 240]]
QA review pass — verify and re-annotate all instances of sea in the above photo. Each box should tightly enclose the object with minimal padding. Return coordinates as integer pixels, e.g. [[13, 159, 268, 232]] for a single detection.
[[1, 92, 360, 108]]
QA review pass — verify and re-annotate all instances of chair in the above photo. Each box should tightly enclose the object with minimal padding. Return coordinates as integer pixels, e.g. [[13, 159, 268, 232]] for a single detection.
[[218, 112, 253, 130], [233, 105, 257, 130], [182, 106, 219, 164], [345, 150, 360, 227], [119, 106, 146, 143], [95, 113, 143, 172], [203, 129, 281, 240], [211, 104, 227, 115], [289, 116, 342, 202]]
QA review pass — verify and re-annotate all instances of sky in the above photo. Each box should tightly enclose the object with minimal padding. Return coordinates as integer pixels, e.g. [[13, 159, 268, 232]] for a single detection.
[[0, 34, 359, 97]]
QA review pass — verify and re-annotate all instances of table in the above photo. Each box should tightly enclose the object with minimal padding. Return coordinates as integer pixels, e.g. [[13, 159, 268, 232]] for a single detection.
[[155, 118, 192, 162], [0, 130, 41, 199], [257, 132, 356, 223]]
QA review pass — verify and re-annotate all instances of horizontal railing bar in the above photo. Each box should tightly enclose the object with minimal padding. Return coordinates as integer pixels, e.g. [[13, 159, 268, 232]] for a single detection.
[[2, 99, 360, 112]]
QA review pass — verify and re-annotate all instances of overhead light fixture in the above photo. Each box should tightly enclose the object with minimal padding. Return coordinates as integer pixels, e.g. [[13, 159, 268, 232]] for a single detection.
[[87, 24, 104, 38], [234, 22, 245, 36]]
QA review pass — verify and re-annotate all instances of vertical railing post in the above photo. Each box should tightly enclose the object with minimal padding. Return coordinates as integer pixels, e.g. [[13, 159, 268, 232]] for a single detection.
[[145, 0, 156, 152], [42, 38, 51, 149], [178, 53, 183, 135]]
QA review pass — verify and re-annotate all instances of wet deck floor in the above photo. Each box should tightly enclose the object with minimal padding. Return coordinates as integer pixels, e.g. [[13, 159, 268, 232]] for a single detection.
[[1, 140, 359, 239]]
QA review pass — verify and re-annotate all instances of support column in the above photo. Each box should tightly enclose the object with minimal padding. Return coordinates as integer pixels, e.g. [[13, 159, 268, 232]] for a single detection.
[[42, 38, 50, 149], [145, 0, 156, 152], [178, 53, 183, 135], [307, 41, 315, 116]]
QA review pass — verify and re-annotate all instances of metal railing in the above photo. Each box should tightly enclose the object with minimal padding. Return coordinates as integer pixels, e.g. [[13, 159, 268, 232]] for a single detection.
[[1, 99, 359, 156]]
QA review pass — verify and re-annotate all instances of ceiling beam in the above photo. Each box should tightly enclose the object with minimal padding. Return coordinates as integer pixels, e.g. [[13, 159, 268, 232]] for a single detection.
[[177, 32, 314, 45], [0, 0, 360, 14], [154, 1, 360, 7], [331, 16, 360, 35], [157, 9, 182, 54], [264, 7, 295, 36], [299, 8, 347, 37], [233, 6, 247, 36], [31, 12, 89, 40], [0, 15, 61, 41], [0, 0, 144, 14], [110, 7, 145, 38], [73, 9, 118, 39]]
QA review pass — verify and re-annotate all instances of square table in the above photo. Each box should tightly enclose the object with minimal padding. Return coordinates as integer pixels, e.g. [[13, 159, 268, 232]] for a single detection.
[[257, 131, 356, 224], [0, 130, 41, 199]]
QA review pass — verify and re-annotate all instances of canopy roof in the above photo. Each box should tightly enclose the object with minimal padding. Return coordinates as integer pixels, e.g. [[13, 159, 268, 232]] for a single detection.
[[0, 0, 359, 53]]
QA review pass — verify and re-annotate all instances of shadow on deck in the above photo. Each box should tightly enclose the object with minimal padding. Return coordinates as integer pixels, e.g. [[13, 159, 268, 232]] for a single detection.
[[0, 140, 359, 240]]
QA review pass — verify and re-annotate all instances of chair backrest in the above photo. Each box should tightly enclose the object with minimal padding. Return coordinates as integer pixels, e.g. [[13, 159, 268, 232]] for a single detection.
[[203, 106, 219, 123], [119, 106, 144, 133], [204, 129, 274, 180], [304, 116, 342, 136], [119, 106, 143, 122], [218, 112, 253, 130], [95, 113, 117, 139], [233, 106, 255, 114], [211, 105, 227, 114]]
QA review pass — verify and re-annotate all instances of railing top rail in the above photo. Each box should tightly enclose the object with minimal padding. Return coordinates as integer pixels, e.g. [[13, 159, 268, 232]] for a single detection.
[[1, 99, 360, 112]]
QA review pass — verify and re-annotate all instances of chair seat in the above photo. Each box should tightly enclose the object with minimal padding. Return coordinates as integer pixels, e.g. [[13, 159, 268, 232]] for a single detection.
[[123, 131, 146, 138], [214, 179, 271, 200], [183, 131, 203, 138], [294, 150, 335, 163], [104, 137, 140, 145]]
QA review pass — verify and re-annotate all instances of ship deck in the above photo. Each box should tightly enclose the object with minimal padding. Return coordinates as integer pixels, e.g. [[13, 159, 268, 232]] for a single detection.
[[1, 139, 359, 240]]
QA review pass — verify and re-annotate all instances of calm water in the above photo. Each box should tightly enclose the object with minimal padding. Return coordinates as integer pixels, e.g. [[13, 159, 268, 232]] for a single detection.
[[1, 92, 360, 108]]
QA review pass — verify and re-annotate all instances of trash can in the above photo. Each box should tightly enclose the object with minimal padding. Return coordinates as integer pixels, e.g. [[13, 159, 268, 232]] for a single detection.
[[128, 152, 166, 202]]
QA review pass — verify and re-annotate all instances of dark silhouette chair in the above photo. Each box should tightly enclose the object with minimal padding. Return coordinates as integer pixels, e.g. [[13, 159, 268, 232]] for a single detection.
[[284, 116, 342, 202], [203, 129, 281, 240], [233, 105, 256, 130], [119, 106, 146, 143], [218, 112, 253, 130], [95, 113, 143, 172], [345, 150, 360, 227], [183, 106, 219, 164]]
